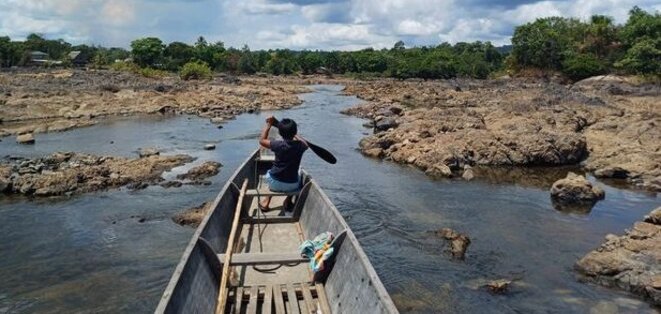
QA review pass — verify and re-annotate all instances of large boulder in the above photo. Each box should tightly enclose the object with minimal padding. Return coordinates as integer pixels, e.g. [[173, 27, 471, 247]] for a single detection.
[[550, 172, 605, 204]]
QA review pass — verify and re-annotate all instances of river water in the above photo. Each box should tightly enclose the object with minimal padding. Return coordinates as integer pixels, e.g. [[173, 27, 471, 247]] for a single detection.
[[0, 85, 659, 313]]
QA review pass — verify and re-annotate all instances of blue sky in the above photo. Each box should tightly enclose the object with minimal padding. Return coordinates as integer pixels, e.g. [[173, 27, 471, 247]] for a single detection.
[[0, 0, 659, 50]]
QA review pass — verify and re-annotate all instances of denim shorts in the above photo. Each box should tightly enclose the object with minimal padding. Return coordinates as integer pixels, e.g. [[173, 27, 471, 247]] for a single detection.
[[265, 170, 301, 192]]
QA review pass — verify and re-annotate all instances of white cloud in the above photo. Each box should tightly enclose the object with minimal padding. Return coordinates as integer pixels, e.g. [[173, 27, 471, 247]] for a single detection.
[[0, 0, 658, 49]]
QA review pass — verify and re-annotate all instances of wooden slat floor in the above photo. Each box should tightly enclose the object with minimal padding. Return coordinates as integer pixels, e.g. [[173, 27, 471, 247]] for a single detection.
[[228, 153, 330, 313], [229, 283, 326, 314]]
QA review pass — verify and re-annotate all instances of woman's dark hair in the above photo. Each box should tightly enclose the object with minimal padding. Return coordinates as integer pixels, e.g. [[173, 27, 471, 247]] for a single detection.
[[277, 118, 297, 140]]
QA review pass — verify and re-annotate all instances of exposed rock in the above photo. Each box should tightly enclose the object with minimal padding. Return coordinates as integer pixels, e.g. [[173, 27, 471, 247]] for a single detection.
[[172, 202, 210, 227], [16, 133, 35, 144], [210, 117, 224, 124], [204, 144, 216, 150], [435, 228, 471, 259], [594, 166, 630, 179], [160, 180, 183, 188], [341, 77, 660, 191], [0, 70, 309, 137], [137, 147, 159, 158], [375, 117, 398, 132], [462, 168, 475, 181], [176, 161, 222, 181], [426, 164, 453, 178], [0, 152, 193, 197], [485, 279, 511, 294], [550, 172, 605, 206], [644, 207, 661, 225], [575, 207, 661, 306]]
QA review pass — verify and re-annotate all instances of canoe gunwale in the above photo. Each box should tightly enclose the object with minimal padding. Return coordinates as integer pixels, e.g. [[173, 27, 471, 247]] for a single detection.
[[155, 150, 259, 313]]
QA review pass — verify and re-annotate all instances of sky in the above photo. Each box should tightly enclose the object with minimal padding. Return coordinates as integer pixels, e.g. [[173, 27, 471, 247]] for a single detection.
[[0, 0, 659, 50]]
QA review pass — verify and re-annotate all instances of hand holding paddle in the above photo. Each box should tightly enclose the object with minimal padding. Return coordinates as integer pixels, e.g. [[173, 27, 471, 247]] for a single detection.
[[271, 117, 337, 164]]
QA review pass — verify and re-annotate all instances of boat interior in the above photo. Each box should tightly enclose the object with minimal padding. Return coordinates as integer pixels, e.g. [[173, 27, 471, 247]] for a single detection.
[[159, 148, 396, 313]]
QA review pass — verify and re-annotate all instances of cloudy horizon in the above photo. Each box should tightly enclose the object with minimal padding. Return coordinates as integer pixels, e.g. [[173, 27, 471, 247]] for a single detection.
[[1, 0, 659, 50]]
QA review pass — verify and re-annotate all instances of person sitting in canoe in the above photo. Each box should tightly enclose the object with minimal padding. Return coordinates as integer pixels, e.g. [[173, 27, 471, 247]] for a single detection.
[[258, 115, 308, 211]]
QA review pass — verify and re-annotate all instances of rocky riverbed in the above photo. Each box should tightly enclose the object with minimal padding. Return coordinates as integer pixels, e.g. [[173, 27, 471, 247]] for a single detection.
[[0, 152, 195, 196], [0, 69, 309, 138], [575, 207, 661, 305], [341, 76, 660, 192]]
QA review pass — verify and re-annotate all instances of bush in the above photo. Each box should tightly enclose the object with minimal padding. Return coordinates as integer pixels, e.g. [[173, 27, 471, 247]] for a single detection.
[[562, 53, 607, 81], [110, 61, 140, 73], [139, 67, 169, 79], [180, 61, 212, 80]]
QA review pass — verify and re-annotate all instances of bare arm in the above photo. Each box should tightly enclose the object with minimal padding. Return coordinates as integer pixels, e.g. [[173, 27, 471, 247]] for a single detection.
[[259, 116, 275, 149]]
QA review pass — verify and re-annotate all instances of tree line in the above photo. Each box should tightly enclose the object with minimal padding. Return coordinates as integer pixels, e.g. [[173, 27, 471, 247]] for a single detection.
[[0, 6, 658, 80]]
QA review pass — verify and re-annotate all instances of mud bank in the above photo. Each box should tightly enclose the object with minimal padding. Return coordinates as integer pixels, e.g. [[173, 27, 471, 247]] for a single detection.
[[341, 76, 660, 191]]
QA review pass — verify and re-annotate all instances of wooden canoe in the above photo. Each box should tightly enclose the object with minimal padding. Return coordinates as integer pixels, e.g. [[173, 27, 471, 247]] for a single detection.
[[156, 149, 398, 313]]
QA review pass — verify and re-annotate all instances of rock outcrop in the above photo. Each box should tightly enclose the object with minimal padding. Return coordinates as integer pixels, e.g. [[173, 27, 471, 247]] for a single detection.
[[342, 77, 661, 191], [575, 207, 661, 305], [176, 161, 222, 181], [172, 202, 210, 227], [0, 152, 193, 196], [0, 70, 309, 138]]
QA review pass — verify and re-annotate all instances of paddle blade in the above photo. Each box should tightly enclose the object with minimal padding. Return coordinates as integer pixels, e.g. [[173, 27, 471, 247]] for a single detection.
[[308, 141, 337, 164]]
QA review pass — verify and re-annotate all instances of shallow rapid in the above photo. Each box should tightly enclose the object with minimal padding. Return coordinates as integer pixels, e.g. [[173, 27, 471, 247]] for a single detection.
[[0, 85, 658, 313]]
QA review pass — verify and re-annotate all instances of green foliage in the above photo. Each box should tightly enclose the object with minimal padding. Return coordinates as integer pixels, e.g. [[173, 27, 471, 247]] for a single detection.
[[130, 37, 165, 67], [615, 38, 661, 75], [2, 6, 656, 81], [180, 61, 212, 80], [615, 7, 661, 76], [139, 67, 169, 79], [510, 6, 660, 79], [164, 41, 194, 71], [110, 60, 140, 73], [561, 53, 606, 81]]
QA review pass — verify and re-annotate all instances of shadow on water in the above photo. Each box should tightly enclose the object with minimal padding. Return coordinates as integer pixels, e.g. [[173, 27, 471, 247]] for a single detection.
[[0, 85, 659, 313]]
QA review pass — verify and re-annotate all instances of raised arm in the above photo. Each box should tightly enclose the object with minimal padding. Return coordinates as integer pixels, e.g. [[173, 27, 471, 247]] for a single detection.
[[259, 116, 275, 149]]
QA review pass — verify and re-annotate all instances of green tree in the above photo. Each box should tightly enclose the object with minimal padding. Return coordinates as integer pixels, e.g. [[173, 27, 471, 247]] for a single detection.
[[164, 41, 194, 71], [616, 7, 661, 75], [238, 45, 257, 74], [130, 37, 165, 67]]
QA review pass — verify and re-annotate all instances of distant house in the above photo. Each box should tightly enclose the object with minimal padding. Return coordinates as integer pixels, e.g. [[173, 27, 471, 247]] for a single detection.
[[68, 51, 89, 66], [28, 51, 62, 67], [29, 51, 50, 64]]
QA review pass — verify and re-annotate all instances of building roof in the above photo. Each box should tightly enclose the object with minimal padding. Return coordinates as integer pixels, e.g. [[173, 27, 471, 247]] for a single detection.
[[68, 51, 81, 59]]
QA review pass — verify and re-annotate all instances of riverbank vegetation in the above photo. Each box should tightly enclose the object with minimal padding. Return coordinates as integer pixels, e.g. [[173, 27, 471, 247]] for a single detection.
[[0, 6, 658, 82]]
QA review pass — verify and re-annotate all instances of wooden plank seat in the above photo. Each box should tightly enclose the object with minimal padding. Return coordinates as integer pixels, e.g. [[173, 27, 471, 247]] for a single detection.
[[218, 252, 308, 266], [246, 189, 300, 197], [256, 155, 276, 162]]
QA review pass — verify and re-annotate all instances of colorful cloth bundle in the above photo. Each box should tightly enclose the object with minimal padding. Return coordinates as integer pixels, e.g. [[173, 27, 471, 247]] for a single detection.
[[299, 231, 334, 273]]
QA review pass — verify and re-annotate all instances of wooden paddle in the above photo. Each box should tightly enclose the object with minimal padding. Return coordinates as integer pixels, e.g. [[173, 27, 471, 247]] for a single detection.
[[215, 179, 248, 314], [272, 117, 337, 164]]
